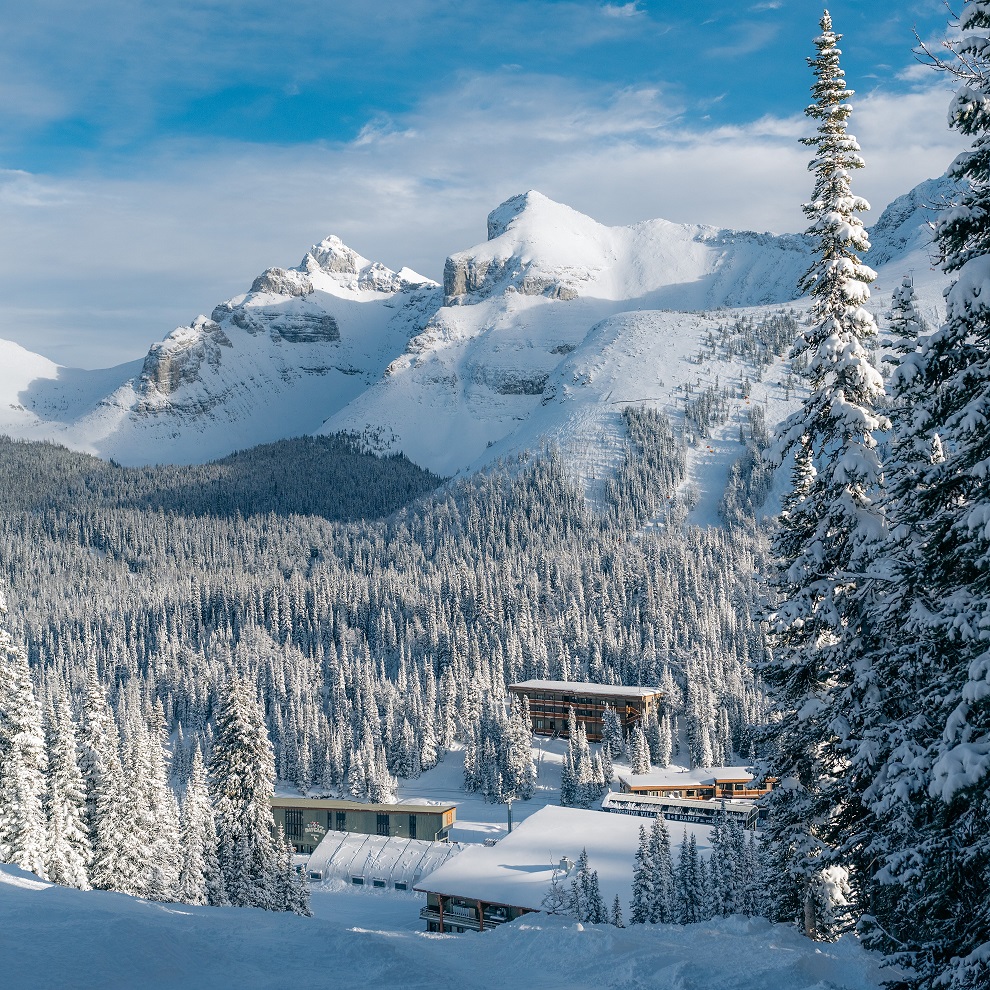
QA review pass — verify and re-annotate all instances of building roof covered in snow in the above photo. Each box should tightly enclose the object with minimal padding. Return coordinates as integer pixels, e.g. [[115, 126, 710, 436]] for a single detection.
[[618, 766, 757, 789], [415, 805, 712, 913], [307, 831, 462, 889], [508, 679, 660, 699]]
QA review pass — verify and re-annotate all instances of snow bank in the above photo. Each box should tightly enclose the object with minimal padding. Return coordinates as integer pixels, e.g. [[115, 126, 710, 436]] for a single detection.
[[0, 862, 891, 990]]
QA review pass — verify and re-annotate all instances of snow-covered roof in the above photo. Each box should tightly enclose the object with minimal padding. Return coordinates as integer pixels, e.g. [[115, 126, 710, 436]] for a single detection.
[[415, 805, 712, 912], [619, 766, 756, 789], [509, 680, 660, 699], [270, 795, 456, 816], [307, 831, 462, 887]]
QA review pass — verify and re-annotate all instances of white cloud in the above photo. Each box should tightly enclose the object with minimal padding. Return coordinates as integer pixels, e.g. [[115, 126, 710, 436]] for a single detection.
[[602, 2, 642, 18], [0, 72, 967, 367]]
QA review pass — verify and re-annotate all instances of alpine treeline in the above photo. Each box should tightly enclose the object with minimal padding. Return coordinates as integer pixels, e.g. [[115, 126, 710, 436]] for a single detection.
[[764, 6, 990, 990]]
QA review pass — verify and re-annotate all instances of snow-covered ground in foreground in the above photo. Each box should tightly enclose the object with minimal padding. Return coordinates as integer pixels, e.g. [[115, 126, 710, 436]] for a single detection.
[[0, 862, 891, 990]]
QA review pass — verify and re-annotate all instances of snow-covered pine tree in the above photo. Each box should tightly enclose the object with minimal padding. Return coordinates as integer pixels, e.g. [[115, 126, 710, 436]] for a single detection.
[[600, 706, 625, 759], [178, 744, 225, 906], [674, 830, 705, 924], [647, 814, 675, 924], [569, 848, 607, 923], [629, 824, 654, 924], [0, 593, 47, 877], [885, 275, 928, 358], [210, 675, 280, 911], [862, 5, 990, 987], [43, 699, 91, 889], [629, 722, 652, 775], [761, 9, 886, 940], [78, 663, 128, 891], [611, 894, 624, 928], [500, 696, 536, 803], [273, 826, 312, 917], [119, 715, 181, 901]]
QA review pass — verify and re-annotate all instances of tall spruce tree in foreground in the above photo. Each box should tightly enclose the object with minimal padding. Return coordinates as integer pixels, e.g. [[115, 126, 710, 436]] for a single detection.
[[762, 9, 886, 939], [179, 745, 225, 906], [43, 699, 91, 889], [210, 675, 281, 910], [78, 662, 127, 891], [0, 593, 46, 877], [864, 4, 990, 986]]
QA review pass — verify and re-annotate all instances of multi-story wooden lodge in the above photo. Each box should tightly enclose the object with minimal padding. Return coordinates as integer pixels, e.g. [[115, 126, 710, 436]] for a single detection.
[[508, 679, 662, 742], [616, 766, 774, 802], [270, 796, 456, 855]]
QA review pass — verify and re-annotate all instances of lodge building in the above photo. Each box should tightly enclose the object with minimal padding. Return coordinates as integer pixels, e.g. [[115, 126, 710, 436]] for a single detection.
[[270, 796, 456, 855], [508, 679, 662, 742], [616, 766, 774, 802]]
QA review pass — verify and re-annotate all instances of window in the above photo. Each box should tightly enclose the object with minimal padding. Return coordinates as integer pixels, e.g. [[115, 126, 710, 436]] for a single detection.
[[335, 811, 346, 831], [372, 878, 386, 888], [285, 808, 304, 839], [394, 881, 407, 891], [409, 814, 417, 840], [377, 813, 390, 837], [351, 876, 364, 885], [535, 719, 544, 730]]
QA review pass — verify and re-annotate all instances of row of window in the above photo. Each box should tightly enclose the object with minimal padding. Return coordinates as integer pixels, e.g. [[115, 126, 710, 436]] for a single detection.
[[524, 694, 625, 706], [282, 809, 421, 839], [351, 876, 409, 890]]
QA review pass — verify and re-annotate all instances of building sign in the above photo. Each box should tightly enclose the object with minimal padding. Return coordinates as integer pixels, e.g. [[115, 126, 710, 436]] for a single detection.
[[305, 821, 327, 838]]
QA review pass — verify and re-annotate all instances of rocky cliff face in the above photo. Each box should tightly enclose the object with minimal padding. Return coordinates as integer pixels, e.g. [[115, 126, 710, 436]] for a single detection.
[[867, 172, 961, 266], [212, 299, 341, 344], [140, 318, 233, 396]]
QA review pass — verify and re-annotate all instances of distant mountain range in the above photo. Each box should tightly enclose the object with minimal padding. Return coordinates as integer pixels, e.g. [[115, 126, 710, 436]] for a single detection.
[[0, 171, 956, 485]]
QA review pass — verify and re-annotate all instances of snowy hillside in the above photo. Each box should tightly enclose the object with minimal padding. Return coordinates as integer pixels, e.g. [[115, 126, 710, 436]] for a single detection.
[[0, 172, 953, 479], [0, 863, 891, 990]]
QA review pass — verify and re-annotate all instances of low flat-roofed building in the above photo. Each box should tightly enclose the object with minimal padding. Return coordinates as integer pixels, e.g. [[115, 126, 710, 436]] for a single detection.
[[508, 679, 662, 742], [415, 804, 713, 934], [601, 790, 760, 829], [616, 766, 773, 802], [270, 796, 456, 854], [306, 831, 463, 891]]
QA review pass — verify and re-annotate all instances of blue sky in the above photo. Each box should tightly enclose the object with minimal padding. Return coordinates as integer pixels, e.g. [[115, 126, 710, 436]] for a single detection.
[[0, 0, 964, 365]]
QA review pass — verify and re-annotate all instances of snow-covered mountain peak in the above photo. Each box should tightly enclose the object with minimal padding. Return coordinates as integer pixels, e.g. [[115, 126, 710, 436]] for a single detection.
[[297, 235, 436, 295], [445, 191, 614, 303], [303, 234, 368, 275], [484, 190, 601, 242]]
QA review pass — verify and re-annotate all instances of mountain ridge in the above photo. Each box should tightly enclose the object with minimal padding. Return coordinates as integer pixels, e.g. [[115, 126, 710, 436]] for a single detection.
[[0, 172, 953, 482]]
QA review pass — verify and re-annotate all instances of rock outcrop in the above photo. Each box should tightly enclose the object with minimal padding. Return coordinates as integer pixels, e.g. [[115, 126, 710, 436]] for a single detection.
[[139, 318, 232, 396]]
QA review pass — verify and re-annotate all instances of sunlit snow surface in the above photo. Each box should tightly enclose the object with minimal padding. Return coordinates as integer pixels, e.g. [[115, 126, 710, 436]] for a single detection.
[[0, 861, 892, 990]]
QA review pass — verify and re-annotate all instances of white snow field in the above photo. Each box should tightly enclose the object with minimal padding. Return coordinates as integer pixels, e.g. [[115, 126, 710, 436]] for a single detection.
[[0, 862, 892, 990]]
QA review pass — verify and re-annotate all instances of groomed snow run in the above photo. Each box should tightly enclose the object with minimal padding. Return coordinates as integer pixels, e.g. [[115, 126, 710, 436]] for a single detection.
[[0, 863, 893, 990]]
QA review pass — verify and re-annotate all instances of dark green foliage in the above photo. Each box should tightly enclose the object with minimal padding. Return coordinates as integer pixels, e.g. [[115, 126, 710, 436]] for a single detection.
[[0, 433, 442, 522]]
